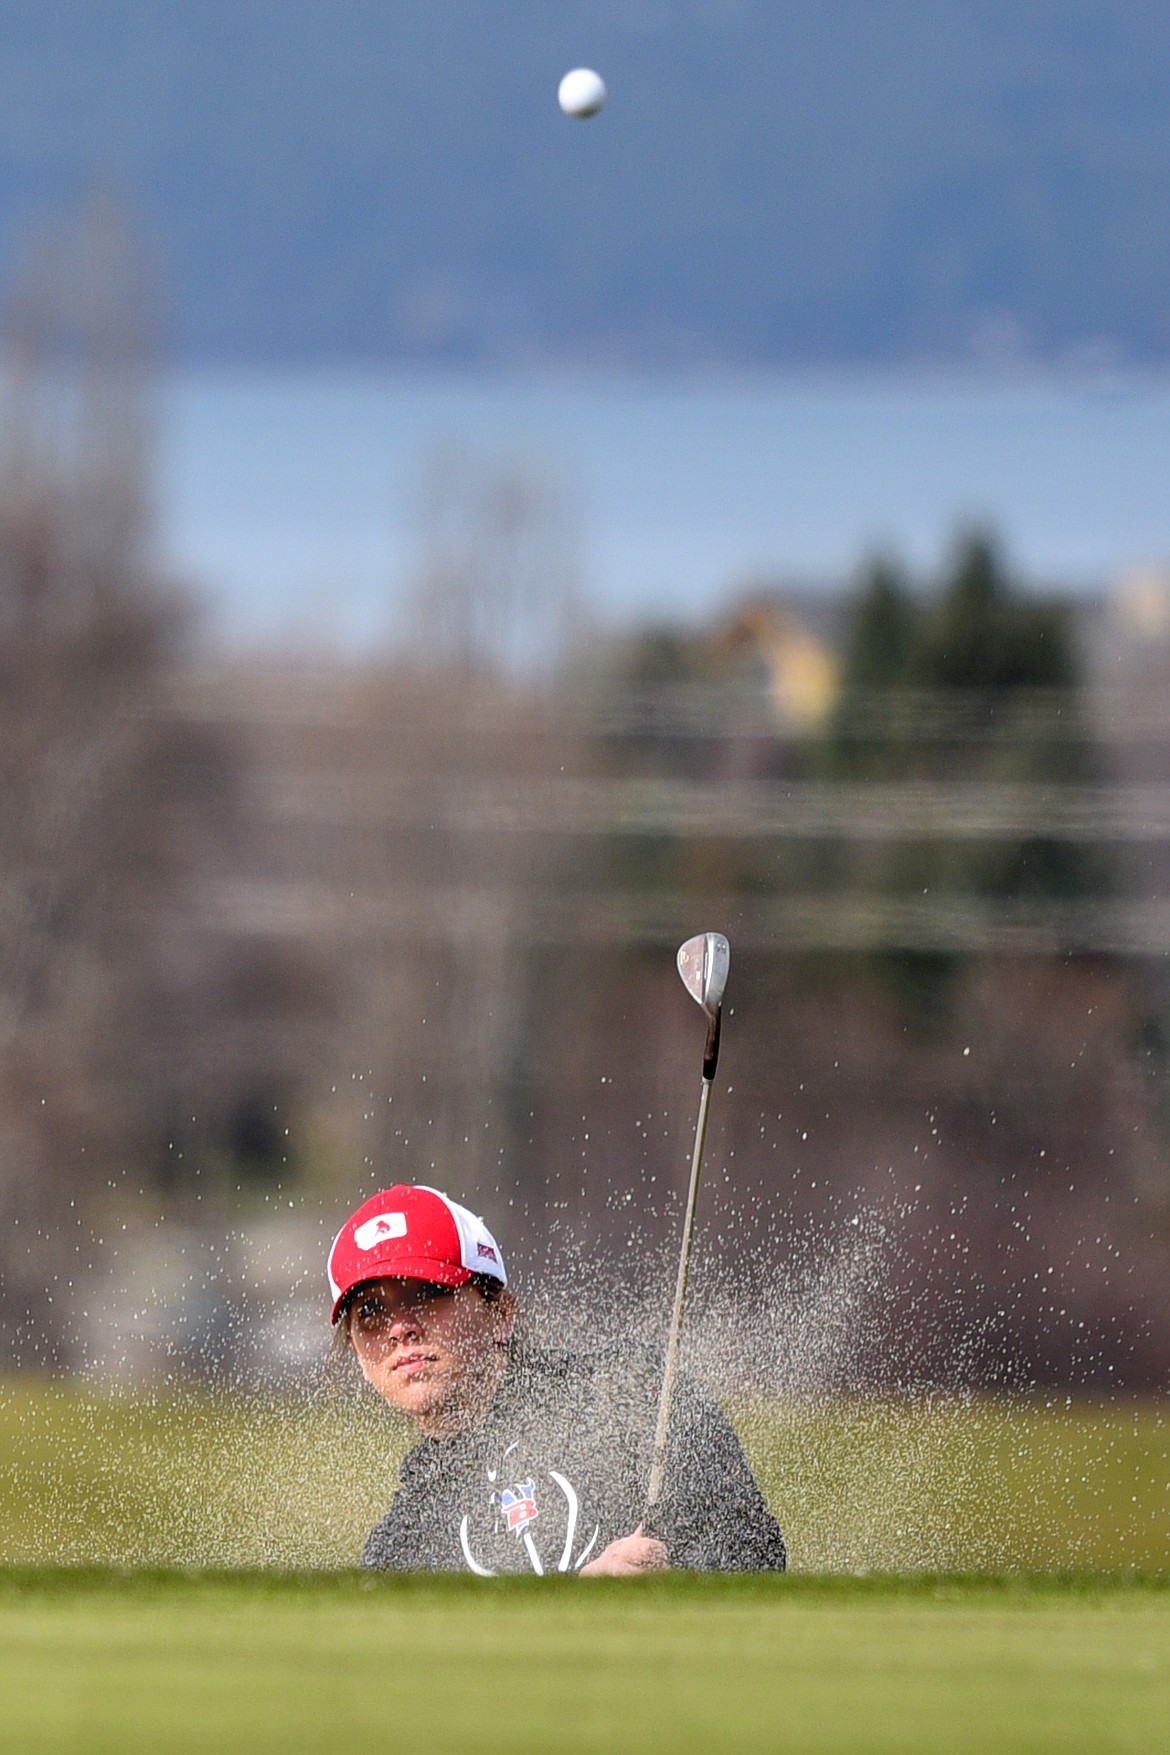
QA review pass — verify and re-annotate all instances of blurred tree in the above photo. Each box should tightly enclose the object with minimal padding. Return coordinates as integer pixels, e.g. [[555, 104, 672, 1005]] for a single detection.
[[828, 558, 918, 781], [381, 447, 592, 1200], [406, 444, 584, 680], [0, 197, 226, 1365], [843, 558, 918, 693], [824, 530, 1107, 1020], [917, 531, 1079, 697]]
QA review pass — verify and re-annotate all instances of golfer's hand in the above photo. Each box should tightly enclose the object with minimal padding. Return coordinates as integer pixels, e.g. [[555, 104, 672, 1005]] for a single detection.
[[579, 1526, 668, 1576]]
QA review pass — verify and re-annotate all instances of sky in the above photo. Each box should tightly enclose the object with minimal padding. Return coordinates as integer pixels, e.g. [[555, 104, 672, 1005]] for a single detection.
[[157, 371, 1170, 646]]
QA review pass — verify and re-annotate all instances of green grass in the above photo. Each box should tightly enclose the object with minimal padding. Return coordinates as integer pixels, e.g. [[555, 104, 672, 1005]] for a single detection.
[[1, 1381, 1167, 1570], [1, 1571, 1168, 1754], [3, 1391, 1168, 1751], [0, 1379, 401, 1567], [744, 1394, 1170, 1571]]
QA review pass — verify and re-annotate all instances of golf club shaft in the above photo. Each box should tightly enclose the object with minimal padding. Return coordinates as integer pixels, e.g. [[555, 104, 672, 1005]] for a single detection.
[[647, 1067, 714, 1507]]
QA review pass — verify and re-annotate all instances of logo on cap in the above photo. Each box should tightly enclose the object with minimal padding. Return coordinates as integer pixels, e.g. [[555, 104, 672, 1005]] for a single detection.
[[354, 1212, 407, 1250], [477, 1242, 499, 1263]]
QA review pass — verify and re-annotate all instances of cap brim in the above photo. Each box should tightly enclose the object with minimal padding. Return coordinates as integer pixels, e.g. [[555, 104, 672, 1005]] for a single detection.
[[330, 1257, 474, 1324]]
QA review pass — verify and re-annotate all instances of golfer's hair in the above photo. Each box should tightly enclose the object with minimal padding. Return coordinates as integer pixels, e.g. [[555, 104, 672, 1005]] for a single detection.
[[469, 1272, 509, 1304]]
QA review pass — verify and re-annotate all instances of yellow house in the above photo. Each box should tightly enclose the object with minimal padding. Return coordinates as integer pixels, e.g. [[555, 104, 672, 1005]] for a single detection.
[[715, 598, 840, 731]]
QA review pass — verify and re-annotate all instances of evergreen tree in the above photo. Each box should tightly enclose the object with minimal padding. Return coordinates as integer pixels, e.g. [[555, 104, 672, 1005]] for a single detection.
[[824, 531, 1106, 1022]]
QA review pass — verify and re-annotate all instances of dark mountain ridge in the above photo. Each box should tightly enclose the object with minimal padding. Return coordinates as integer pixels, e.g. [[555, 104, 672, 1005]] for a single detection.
[[0, 1, 1167, 368]]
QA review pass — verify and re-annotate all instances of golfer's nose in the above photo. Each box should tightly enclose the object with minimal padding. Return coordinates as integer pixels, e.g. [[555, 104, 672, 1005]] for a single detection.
[[388, 1302, 423, 1338]]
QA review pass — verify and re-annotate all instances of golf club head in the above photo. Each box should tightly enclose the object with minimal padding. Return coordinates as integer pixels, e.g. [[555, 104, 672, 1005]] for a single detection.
[[677, 932, 731, 1020]]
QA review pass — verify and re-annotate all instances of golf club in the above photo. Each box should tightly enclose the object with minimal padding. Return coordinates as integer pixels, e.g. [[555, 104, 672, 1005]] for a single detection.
[[646, 931, 731, 1509]]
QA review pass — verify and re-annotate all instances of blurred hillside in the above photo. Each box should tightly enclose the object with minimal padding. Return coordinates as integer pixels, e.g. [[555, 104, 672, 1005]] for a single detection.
[[2, 2, 1170, 367]]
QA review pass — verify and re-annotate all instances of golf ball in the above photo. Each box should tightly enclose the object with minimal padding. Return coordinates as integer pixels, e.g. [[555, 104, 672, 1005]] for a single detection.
[[558, 68, 607, 119]]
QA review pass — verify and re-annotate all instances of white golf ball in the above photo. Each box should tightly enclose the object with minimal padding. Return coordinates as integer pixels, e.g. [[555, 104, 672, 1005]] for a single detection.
[[558, 68, 607, 119]]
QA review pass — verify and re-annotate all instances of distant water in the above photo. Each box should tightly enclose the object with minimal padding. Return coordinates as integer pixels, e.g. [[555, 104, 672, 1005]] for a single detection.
[[155, 370, 1170, 647]]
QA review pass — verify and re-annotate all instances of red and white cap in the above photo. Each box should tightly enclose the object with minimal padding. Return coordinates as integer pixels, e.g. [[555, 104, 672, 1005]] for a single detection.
[[327, 1184, 507, 1323]]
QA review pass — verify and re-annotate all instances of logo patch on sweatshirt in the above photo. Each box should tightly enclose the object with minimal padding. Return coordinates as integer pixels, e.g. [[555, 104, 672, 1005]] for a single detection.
[[459, 1461, 601, 1576], [494, 1478, 539, 1533]]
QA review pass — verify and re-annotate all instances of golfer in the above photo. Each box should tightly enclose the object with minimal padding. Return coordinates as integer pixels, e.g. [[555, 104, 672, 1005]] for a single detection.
[[329, 1183, 787, 1575]]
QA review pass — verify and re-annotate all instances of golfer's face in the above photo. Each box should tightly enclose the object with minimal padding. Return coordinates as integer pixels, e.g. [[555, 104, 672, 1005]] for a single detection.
[[347, 1277, 510, 1424]]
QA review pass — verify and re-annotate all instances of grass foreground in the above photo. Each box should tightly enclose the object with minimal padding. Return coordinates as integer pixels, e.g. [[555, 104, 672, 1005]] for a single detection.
[[1, 1569, 1168, 1754], [1, 1381, 1168, 1569], [2, 1388, 1168, 1752]]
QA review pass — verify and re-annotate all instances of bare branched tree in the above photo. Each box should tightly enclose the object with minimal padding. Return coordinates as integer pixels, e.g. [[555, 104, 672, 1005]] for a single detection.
[[0, 196, 207, 1363], [407, 444, 584, 679]]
